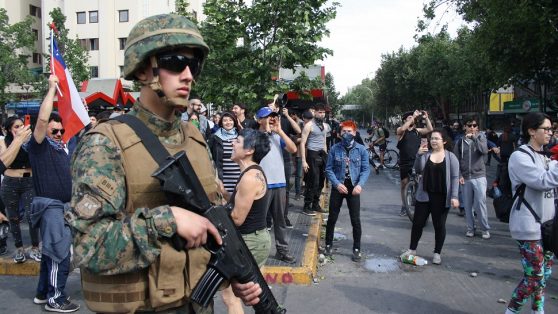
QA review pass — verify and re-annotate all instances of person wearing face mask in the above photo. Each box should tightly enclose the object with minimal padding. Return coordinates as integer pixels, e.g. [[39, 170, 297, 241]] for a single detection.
[[208, 112, 241, 195], [324, 120, 370, 262], [300, 104, 328, 215]]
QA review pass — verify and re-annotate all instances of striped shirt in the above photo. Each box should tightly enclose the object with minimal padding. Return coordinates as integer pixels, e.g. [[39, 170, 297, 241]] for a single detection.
[[222, 140, 241, 193]]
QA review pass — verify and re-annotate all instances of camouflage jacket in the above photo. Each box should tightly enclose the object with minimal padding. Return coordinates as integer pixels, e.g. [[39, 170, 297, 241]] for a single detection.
[[68, 102, 201, 275]]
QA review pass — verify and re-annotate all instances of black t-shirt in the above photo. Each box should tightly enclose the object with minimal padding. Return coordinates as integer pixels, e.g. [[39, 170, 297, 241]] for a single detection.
[[281, 116, 297, 163], [241, 118, 259, 130], [398, 129, 421, 164]]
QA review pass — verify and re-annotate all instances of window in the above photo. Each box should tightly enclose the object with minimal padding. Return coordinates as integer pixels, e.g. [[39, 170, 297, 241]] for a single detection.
[[90, 66, 99, 78], [32, 29, 38, 41], [118, 10, 129, 22], [77, 12, 86, 24], [29, 5, 41, 17], [79, 39, 88, 50], [89, 11, 98, 23], [32, 53, 42, 65], [89, 38, 99, 51], [118, 38, 127, 50]]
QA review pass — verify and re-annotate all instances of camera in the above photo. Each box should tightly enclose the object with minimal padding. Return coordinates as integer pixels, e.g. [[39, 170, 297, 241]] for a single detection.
[[274, 93, 288, 109]]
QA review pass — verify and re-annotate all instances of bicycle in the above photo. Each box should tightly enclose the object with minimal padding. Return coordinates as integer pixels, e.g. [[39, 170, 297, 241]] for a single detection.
[[403, 168, 420, 222], [367, 141, 399, 169]]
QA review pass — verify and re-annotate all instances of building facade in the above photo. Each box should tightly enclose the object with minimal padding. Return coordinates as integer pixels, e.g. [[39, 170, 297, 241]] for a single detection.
[[4, 0, 204, 82], [1, 0, 44, 74]]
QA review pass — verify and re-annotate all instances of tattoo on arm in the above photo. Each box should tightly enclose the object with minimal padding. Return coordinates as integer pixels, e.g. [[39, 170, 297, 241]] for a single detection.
[[255, 172, 266, 194]]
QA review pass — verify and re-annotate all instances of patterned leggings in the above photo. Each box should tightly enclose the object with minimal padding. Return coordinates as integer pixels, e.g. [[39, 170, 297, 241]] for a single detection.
[[507, 240, 554, 313]]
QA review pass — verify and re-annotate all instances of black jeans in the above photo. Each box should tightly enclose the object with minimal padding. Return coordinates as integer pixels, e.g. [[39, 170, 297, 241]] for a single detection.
[[410, 192, 449, 254], [325, 180, 361, 250], [0, 176, 39, 248], [304, 150, 326, 208]]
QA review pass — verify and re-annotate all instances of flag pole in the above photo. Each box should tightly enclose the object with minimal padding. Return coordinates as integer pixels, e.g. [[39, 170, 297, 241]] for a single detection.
[[50, 27, 63, 97]]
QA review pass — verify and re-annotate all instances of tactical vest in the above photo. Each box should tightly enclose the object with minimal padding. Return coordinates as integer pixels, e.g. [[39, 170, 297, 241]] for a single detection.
[[81, 120, 219, 313]]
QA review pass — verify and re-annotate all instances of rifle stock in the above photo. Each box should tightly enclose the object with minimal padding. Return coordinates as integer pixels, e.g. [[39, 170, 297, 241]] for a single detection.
[[152, 151, 286, 314]]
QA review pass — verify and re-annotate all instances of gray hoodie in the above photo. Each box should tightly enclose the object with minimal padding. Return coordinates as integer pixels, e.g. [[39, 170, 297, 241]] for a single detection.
[[508, 145, 558, 240], [413, 150, 460, 208], [453, 133, 488, 179]]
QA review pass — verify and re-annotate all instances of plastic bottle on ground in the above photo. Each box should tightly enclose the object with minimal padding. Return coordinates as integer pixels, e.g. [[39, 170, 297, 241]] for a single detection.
[[401, 254, 428, 266]]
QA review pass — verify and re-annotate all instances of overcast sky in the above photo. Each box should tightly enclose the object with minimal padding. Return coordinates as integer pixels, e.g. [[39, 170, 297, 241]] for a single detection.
[[320, 0, 465, 96]]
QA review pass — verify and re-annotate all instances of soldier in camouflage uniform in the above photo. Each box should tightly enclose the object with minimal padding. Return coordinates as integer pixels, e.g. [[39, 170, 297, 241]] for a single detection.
[[67, 14, 262, 313]]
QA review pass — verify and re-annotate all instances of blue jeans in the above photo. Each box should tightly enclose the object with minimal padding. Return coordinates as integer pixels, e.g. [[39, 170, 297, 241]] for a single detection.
[[37, 253, 71, 306]]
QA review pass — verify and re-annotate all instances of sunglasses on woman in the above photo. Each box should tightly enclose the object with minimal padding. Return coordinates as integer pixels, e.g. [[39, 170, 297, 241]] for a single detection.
[[157, 54, 201, 77]]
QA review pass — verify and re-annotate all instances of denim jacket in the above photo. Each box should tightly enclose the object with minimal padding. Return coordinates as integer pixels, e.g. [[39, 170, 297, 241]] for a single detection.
[[325, 142, 370, 188]]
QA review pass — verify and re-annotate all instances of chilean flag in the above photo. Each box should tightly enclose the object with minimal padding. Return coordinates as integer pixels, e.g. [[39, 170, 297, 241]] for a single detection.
[[51, 37, 90, 142]]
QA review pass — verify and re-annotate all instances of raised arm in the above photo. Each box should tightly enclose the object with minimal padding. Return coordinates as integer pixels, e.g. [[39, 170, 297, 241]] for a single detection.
[[34, 75, 59, 144], [0, 126, 32, 170]]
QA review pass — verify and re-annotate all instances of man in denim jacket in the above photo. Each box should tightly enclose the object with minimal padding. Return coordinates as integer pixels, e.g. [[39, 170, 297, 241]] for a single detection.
[[324, 120, 370, 262]]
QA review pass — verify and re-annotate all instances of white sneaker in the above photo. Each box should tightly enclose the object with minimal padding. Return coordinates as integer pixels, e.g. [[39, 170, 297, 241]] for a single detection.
[[482, 231, 491, 239], [401, 249, 416, 258], [432, 253, 441, 265], [465, 231, 474, 238]]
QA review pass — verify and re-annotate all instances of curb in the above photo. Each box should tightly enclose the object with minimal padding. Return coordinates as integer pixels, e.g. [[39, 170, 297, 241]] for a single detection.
[[0, 257, 39, 276], [261, 189, 328, 285], [262, 212, 321, 285]]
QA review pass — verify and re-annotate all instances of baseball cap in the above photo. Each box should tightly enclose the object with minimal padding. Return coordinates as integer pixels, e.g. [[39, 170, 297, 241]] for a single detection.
[[256, 107, 278, 119]]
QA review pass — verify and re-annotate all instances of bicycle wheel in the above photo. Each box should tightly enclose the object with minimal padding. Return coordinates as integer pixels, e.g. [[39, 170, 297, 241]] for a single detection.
[[383, 149, 399, 169], [403, 179, 417, 222]]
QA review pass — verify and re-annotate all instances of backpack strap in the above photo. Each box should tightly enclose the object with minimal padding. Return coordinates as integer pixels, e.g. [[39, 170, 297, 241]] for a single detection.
[[512, 146, 540, 223]]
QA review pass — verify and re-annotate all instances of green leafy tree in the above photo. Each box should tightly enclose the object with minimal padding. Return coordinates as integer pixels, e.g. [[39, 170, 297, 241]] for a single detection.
[[45, 8, 90, 85], [174, 0, 198, 22], [194, 0, 339, 111], [324, 72, 340, 115], [421, 0, 558, 109], [0, 8, 39, 109]]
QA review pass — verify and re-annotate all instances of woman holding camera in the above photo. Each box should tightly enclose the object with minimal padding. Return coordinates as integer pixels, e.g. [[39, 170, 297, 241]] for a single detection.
[[401, 128, 459, 265], [0, 116, 40, 263], [506, 112, 558, 314]]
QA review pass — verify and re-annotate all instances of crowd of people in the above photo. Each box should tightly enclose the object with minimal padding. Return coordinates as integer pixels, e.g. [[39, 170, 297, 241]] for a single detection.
[[0, 12, 554, 314]]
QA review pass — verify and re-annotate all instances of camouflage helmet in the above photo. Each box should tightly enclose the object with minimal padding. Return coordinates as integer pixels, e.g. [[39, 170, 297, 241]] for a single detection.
[[123, 14, 209, 80]]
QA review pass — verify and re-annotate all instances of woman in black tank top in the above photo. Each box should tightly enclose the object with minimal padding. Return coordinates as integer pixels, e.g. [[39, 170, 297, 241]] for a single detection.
[[220, 128, 271, 313], [0, 116, 40, 263]]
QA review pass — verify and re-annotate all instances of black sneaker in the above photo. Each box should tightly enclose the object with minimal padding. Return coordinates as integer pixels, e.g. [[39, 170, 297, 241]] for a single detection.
[[13, 248, 26, 263], [302, 208, 316, 216], [352, 249, 362, 262], [312, 205, 327, 213], [33, 294, 47, 305], [45, 300, 80, 313], [275, 252, 296, 264], [399, 207, 407, 217], [285, 219, 294, 229], [324, 245, 332, 256], [458, 208, 465, 217]]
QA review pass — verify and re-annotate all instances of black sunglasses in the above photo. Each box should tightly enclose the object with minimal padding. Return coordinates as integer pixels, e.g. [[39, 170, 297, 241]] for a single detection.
[[52, 128, 65, 135], [157, 54, 201, 76], [467, 123, 478, 128]]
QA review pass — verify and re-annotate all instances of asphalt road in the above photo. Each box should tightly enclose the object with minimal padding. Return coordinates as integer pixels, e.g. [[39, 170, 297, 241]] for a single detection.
[[1, 134, 557, 314]]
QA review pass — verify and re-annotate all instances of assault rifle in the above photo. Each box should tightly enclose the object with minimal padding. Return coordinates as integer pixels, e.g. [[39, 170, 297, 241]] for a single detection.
[[152, 151, 286, 314]]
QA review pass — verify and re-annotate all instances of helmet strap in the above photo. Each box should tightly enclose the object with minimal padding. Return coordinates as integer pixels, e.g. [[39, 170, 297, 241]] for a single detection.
[[146, 55, 189, 108]]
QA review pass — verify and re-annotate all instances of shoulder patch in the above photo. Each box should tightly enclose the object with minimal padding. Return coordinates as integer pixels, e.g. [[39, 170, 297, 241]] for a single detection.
[[94, 176, 118, 196], [75, 194, 102, 219]]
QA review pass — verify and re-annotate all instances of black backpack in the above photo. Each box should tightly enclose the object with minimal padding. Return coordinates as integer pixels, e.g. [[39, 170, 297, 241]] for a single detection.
[[493, 148, 533, 222]]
